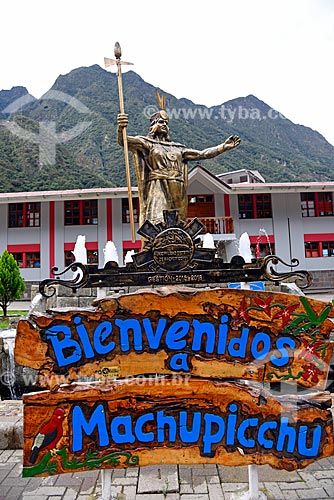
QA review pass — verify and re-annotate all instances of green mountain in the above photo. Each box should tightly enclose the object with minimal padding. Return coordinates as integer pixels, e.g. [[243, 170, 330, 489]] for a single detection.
[[0, 66, 333, 192]]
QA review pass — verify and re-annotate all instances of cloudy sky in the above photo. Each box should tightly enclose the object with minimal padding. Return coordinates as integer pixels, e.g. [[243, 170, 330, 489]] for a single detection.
[[1, 0, 333, 145]]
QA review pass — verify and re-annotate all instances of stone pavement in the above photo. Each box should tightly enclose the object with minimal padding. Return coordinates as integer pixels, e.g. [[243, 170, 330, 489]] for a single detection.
[[1, 450, 334, 500]]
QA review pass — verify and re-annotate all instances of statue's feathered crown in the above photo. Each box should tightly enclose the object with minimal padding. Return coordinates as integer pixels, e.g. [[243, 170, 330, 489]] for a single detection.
[[150, 89, 169, 124], [156, 89, 166, 110]]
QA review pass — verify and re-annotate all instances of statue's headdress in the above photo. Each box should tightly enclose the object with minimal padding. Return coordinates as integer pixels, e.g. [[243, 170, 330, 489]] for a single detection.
[[150, 89, 169, 124]]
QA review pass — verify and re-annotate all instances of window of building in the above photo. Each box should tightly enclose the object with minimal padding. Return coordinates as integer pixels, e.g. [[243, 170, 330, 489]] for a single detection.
[[238, 194, 254, 219], [11, 251, 40, 268], [87, 249, 98, 264], [11, 252, 23, 268], [305, 241, 334, 258], [238, 194, 272, 219], [64, 243, 99, 266], [8, 202, 41, 228], [322, 241, 334, 257], [188, 195, 213, 204], [301, 193, 315, 217], [256, 194, 272, 218], [64, 250, 75, 267], [64, 249, 99, 266], [64, 200, 98, 225], [122, 198, 139, 223], [301, 192, 334, 217], [187, 195, 215, 219], [250, 243, 275, 258]]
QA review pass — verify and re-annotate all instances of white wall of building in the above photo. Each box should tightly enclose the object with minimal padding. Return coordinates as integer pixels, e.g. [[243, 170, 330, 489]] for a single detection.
[[0, 178, 333, 290]]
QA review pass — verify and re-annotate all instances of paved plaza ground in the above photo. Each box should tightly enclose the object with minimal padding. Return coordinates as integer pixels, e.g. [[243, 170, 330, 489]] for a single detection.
[[2, 449, 334, 500]]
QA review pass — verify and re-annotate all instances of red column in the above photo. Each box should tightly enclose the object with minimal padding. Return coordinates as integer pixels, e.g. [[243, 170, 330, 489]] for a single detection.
[[223, 194, 230, 217], [106, 199, 113, 242]]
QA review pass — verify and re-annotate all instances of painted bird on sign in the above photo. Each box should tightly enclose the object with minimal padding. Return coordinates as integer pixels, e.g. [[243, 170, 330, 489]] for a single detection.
[[29, 407, 65, 464]]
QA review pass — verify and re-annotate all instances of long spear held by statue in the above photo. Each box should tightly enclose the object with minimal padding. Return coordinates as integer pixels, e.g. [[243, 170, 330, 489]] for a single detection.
[[104, 42, 136, 243]]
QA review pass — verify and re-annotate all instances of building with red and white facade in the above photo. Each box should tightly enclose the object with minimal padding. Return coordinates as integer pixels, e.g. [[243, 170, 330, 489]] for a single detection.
[[0, 166, 333, 295]]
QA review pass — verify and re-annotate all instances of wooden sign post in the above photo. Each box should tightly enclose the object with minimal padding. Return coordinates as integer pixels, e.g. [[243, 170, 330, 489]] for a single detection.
[[16, 287, 334, 478]]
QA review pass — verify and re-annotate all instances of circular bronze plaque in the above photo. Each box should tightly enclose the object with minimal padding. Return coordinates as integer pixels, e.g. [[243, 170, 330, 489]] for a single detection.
[[153, 228, 194, 271]]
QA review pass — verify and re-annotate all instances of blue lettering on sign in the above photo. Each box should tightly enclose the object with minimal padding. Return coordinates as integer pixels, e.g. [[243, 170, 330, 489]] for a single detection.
[[228, 327, 249, 358], [203, 414, 225, 455], [179, 411, 201, 443], [277, 417, 296, 453], [258, 421, 277, 449], [73, 316, 95, 359], [298, 425, 322, 457], [71, 404, 109, 452], [192, 320, 216, 354], [93, 322, 115, 355], [134, 413, 155, 443], [217, 315, 229, 354], [237, 418, 259, 448], [142, 318, 166, 349], [169, 353, 190, 371], [70, 405, 323, 459], [115, 319, 142, 352], [45, 325, 82, 367], [110, 415, 135, 444], [157, 411, 177, 442], [165, 321, 189, 350], [45, 313, 299, 373], [251, 332, 271, 360], [271, 337, 296, 367], [226, 403, 238, 446]]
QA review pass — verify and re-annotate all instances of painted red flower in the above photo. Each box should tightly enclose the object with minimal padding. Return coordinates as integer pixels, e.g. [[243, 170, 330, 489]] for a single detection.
[[299, 339, 323, 362], [232, 296, 250, 326], [254, 295, 273, 317], [301, 364, 323, 384], [272, 303, 299, 328]]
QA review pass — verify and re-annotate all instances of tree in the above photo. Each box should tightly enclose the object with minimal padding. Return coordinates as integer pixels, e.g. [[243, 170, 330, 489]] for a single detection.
[[0, 250, 25, 316]]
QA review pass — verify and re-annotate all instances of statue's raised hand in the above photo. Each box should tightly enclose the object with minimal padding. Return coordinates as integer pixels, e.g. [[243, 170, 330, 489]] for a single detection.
[[223, 135, 241, 151], [117, 113, 129, 129]]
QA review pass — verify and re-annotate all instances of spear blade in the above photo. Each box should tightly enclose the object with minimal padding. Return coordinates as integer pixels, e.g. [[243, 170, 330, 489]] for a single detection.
[[104, 57, 116, 68], [104, 57, 133, 68]]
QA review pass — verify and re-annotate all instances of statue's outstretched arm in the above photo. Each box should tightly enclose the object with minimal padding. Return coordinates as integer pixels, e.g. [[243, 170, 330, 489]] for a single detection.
[[117, 113, 149, 152], [183, 135, 240, 161]]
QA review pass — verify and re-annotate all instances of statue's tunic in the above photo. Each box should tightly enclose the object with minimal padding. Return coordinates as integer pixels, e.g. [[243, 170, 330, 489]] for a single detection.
[[127, 136, 188, 225], [124, 132, 228, 226]]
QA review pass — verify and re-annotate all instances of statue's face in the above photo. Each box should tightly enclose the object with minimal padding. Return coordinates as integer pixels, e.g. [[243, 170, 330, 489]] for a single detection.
[[156, 117, 169, 136]]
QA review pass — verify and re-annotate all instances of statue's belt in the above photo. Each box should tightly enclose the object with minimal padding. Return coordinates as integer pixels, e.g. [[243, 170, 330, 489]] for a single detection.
[[148, 172, 184, 182]]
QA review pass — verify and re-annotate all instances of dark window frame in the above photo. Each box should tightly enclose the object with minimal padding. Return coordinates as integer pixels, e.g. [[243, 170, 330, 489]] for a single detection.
[[238, 194, 272, 219], [8, 202, 41, 228], [12, 251, 40, 268], [122, 198, 140, 223], [64, 200, 98, 226], [301, 192, 334, 217], [305, 241, 334, 258]]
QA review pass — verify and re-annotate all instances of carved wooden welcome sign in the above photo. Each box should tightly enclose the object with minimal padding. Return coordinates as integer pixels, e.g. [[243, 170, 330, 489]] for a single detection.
[[22, 378, 333, 477], [16, 287, 334, 476]]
